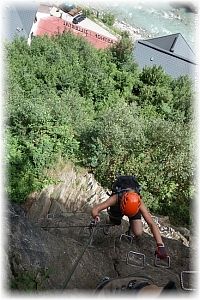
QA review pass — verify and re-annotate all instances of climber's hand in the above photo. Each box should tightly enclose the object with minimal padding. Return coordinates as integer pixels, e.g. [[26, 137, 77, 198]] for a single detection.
[[90, 216, 100, 227], [155, 243, 168, 259], [94, 215, 100, 223]]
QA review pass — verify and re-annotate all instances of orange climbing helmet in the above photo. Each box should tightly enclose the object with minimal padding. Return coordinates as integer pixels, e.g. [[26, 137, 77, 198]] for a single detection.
[[120, 191, 141, 217]]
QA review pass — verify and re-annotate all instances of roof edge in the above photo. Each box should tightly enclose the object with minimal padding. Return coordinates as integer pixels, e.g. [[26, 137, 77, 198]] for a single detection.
[[137, 40, 196, 65]]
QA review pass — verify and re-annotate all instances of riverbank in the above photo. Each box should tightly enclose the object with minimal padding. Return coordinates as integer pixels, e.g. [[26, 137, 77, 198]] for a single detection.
[[88, 2, 196, 49], [113, 19, 149, 41]]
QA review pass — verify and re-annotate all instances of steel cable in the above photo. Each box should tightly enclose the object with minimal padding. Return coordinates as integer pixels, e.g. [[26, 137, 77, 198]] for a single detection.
[[62, 223, 97, 289]]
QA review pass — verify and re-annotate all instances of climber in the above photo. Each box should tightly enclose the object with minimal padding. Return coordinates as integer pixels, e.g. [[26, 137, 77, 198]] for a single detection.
[[91, 175, 168, 259]]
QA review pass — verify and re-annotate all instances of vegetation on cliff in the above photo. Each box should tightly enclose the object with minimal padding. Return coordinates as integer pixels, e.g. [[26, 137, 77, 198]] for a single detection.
[[6, 31, 194, 226]]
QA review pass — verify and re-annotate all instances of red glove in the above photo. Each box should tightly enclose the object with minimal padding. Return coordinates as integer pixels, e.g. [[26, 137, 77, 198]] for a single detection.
[[155, 243, 168, 259]]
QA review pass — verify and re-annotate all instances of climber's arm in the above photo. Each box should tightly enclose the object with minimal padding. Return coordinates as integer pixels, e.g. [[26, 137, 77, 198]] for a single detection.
[[91, 194, 117, 219], [140, 200, 164, 245]]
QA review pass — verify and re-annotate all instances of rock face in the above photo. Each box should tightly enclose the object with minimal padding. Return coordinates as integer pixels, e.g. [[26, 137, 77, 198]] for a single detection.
[[7, 203, 194, 293], [23, 163, 108, 222], [6, 164, 197, 293], [8, 204, 117, 290]]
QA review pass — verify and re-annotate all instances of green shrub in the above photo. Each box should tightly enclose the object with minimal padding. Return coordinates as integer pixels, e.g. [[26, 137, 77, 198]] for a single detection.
[[5, 33, 194, 226]]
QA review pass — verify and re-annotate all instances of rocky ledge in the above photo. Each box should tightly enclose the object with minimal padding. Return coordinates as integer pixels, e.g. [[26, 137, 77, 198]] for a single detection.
[[6, 163, 197, 292]]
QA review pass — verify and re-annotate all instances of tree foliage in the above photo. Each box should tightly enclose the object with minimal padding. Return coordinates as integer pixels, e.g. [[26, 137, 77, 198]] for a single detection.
[[101, 12, 115, 26], [110, 31, 135, 67], [5, 32, 194, 226]]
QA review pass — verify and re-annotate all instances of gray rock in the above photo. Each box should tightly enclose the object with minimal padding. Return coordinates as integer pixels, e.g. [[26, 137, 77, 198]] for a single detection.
[[6, 166, 196, 293], [7, 203, 194, 293]]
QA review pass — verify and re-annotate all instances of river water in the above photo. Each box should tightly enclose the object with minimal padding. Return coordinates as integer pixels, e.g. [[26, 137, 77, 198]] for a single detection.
[[80, 0, 198, 51]]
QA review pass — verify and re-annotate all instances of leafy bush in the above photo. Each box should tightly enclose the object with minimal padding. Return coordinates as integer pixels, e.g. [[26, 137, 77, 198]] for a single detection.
[[5, 32, 194, 226], [101, 12, 115, 26], [133, 65, 193, 123]]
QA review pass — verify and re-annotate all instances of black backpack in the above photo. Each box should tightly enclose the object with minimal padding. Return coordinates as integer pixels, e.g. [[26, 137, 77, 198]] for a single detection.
[[111, 175, 141, 195]]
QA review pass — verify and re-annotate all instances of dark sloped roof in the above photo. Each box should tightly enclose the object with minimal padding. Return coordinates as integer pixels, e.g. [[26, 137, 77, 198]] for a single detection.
[[133, 33, 196, 78], [138, 33, 196, 64]]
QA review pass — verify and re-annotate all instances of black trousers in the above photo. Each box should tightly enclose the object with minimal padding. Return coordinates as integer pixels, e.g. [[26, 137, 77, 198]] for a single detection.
[[108, 205, 141, 225]]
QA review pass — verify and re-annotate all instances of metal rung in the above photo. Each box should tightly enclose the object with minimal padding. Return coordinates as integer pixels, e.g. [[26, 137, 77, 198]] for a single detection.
[[180, 271, 197, 291], [154, 254, 170, 268], [126, 251, 146, 268], [119, 233, 134, 244]]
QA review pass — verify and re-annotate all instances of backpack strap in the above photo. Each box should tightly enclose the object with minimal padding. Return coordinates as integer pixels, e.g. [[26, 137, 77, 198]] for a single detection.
[[112, 175, 141, 195], [118, 188, 135, 193], [114, 189, 139, 206]]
